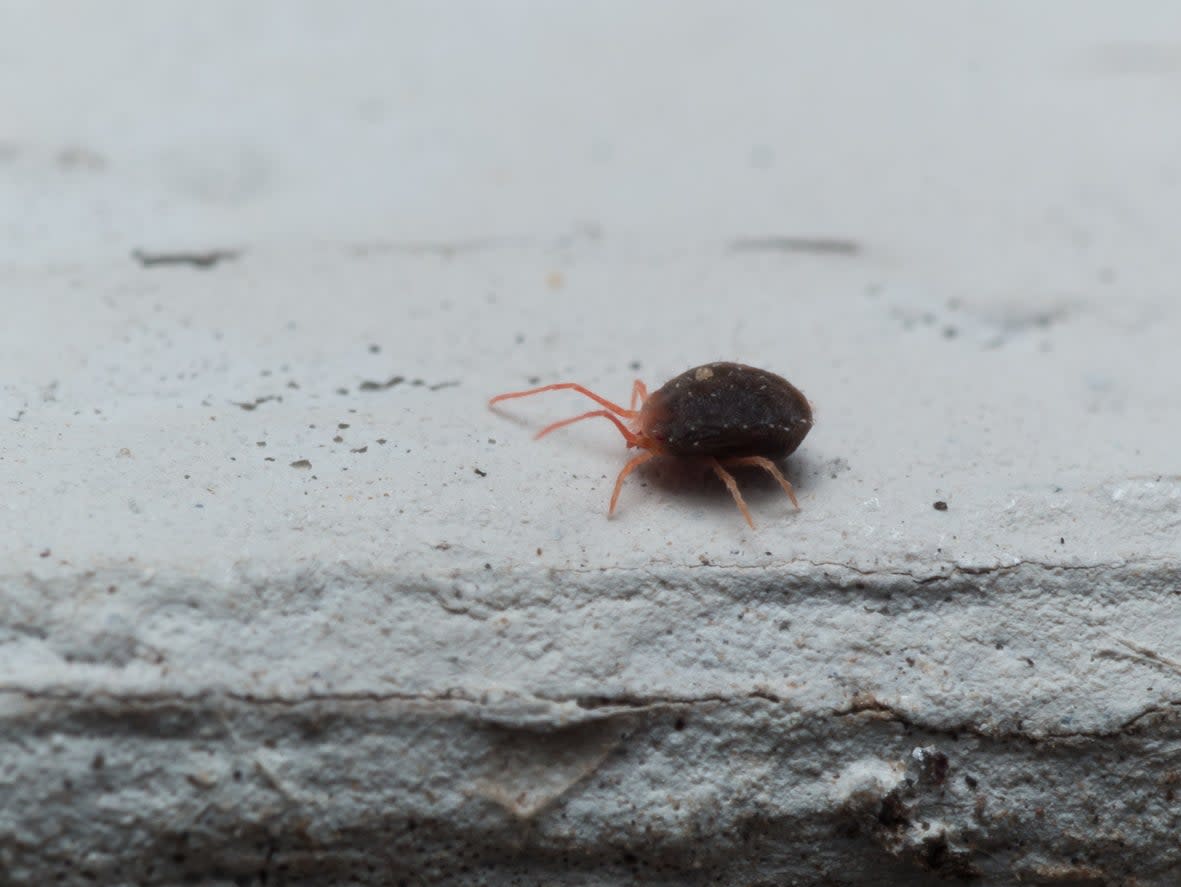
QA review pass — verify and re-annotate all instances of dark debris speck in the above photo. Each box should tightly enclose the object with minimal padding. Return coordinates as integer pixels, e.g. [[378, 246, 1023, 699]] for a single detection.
[[132, 248, 239, 269], [933, 501, 949, 511], [359, 376, 404, 392], [232, 395, 281, 411]]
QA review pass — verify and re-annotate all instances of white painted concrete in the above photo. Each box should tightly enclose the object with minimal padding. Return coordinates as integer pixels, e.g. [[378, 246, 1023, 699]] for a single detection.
[[3, 2, 1181, 884]]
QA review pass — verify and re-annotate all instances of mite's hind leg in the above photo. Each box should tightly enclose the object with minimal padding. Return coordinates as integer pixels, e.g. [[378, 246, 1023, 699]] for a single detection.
[[609, 451, 655, 517], [710, 459, 755, 529], [722, 455, 799, 509], [629, 380, 649, 411]]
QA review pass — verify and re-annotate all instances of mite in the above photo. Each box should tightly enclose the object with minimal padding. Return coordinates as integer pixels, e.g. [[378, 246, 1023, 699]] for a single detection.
[[488, 362, 813, 527]]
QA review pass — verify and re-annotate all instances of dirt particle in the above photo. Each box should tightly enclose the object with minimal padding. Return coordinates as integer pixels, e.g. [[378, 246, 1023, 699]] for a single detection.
[[359, 376, 405, 391], [290, 459, 312, 469], [730, 236, 861, 256], [351, 446, 368, 454], [232, 395, 280, 411], [256, 441, 266, 447], [933, 500, 948, 511], [919, 749, 950, 785], [132, 248, 239, 269], [877, 791, 910, 829], [333, 435, 343, 443], [964, 775, 978, 789], [39, 549, 51, 558], [473, 467, 487, 477], [368, 344, 381, 354], [57, 145, 106, 171], [338, 423, 350, 429]]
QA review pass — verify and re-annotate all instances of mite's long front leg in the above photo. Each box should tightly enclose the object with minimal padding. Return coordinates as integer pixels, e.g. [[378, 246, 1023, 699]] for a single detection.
[[489, 383, 636, 417], [535, 409, 638, 445]]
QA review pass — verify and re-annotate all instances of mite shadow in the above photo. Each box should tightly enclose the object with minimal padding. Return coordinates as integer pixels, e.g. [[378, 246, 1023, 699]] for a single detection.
[[631, 449, 820, 522]]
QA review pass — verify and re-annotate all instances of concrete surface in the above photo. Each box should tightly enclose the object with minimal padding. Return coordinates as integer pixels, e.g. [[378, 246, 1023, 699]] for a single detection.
[[3, 2, 1181, 884]]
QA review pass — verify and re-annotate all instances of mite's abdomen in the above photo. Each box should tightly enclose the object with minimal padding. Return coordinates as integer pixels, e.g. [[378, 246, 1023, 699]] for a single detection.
[[640, 362, 813, 459]]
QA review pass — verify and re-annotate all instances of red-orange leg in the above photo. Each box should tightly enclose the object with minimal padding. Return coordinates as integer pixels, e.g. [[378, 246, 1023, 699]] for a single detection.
[[722, 456, 800, 509], [609, 451, 655, 516], [535, 409, 638, 445], [629, 379, 649, 411], [709, 459, 756, 528], [488, 382, 636, 418]]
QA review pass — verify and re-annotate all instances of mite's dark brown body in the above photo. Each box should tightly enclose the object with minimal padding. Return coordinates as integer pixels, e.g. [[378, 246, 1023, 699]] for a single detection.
[[488, 361, 814, 527], [639, 362, 813, 460]]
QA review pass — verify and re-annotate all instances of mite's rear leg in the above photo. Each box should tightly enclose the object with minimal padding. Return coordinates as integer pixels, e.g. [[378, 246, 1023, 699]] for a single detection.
[[609, 451, 655, 517], [535, 409, 638, 445], [722, 455, 799, 509], [488, 382, 636, 417], [709, 459, 756, 529]]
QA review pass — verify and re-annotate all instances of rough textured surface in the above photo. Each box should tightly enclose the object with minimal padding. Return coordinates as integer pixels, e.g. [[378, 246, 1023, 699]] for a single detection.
[[4, 2, 1181, 885]]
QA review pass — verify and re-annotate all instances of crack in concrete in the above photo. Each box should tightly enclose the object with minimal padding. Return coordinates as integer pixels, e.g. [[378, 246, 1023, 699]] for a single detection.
[[3, 685, 1178, 742], [836, 691, 1181, 742], [553, 555, 1176, 585]]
